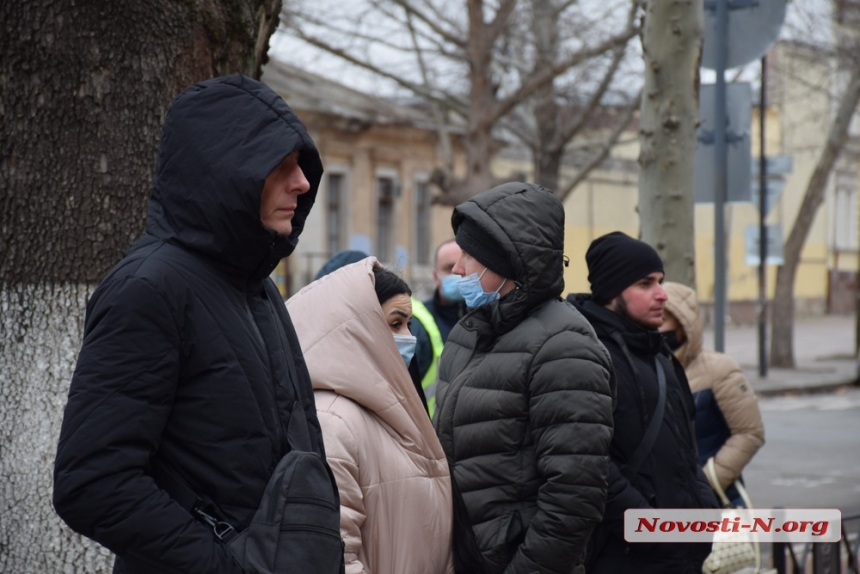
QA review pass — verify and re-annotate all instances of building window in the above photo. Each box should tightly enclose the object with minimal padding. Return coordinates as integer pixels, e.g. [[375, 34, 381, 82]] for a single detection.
[[415, 179, 431, 265], [834, 170, 857, 251], [327, 173, 344, 255], [376, 176, 396, 262]]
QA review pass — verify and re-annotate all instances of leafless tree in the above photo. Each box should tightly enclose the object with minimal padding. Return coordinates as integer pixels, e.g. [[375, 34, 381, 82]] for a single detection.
[[281, 0, 639, 204], [0, 1, 281, 571], [770, 66, 860, 367], [770, 1, 860, 367], [497, 0, 642, 198], [637, 0, 703, 286]]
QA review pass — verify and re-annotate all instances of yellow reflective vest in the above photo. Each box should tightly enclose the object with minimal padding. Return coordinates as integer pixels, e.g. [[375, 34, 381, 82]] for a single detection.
[[411, 298, 444, 418]]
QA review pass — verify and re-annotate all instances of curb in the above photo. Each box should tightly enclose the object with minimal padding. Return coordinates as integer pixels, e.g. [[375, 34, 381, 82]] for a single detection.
[[755, 379, 860, 398]]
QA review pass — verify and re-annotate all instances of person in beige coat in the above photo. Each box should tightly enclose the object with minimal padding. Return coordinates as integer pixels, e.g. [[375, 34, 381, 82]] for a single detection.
[[662, 281, 765, 504], [287, 257, 455, 574]]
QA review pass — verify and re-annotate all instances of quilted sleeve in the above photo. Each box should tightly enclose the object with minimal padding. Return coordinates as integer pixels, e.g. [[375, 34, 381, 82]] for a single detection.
[[709, 354, 765, 488], [53, 276, 241, 574], [316, 403, 367, 574]]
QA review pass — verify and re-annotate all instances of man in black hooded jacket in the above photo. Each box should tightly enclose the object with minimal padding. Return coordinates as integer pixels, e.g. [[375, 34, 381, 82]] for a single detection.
[[434, 182, 615, 574], [568, 231, 718, 574], [53, 76, 341, 574]]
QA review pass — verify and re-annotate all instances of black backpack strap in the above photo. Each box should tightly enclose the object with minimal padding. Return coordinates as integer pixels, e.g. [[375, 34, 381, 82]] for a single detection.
[[621, 356, 667, 478]]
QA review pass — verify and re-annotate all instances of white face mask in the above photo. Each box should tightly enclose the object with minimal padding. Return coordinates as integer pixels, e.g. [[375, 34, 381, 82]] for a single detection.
[[393, 333, 417, 366]]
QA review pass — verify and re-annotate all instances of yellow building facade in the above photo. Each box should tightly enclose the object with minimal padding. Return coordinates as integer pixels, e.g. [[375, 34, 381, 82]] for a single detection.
[[503, 40, 859, 322]]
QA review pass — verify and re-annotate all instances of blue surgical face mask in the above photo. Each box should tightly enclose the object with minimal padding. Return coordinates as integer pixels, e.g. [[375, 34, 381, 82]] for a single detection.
[[393, 333, 417, 367], [440, 273, 464, 302], [457, 268, 507, 310]]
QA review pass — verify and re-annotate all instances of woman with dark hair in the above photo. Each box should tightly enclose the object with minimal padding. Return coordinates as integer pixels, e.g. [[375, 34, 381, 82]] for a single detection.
[[287, 257, 478, 574]]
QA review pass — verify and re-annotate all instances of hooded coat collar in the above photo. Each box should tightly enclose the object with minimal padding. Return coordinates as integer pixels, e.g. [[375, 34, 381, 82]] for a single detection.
[[452, 182, 565, 336], [146, 75, 322, 282], [286, 258, 443, 457], [662, 282, 704, 368]]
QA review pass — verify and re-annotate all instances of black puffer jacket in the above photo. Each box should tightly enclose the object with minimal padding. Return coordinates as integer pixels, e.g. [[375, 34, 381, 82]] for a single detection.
[[433, 183, 615, 574], [53, 76, 335, 574], [569, 295, 719, 574]]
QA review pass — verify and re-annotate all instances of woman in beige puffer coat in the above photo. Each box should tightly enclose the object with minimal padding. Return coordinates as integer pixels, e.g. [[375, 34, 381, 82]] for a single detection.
[[662, 282, 765, 495], [288, 258, 455, 574]]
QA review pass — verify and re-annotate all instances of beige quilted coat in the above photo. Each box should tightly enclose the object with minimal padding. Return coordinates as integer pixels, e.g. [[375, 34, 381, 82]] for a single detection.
[[663, 282, 765, 490], [287, 257, 455, 574]]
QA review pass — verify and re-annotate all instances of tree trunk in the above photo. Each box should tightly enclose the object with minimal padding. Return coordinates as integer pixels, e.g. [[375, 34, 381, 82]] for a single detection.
[[770, 63, 860, 368], [0, 1, 281, 571], [461, 0, 505, 200], [531, 0, 561, 192], [637, 0, 703, 287]]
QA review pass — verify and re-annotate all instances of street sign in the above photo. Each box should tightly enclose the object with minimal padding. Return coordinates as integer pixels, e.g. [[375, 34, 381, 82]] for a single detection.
[[749, 178, 785, 215], [751, 155, 793, 177], [745, 224, 783, 266], [702, 0, 788, 70], [695, 82, 752, 204], [749, 155, 792, 215]]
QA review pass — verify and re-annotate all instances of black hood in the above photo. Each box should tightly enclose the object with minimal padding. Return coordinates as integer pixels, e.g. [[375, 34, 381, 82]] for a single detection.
[[146, 75, 322, 281], [453, 182, 565, 334]]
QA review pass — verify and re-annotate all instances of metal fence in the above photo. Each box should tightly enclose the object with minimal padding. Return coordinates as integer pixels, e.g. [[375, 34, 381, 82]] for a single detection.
[[771, 513, 859, 573]]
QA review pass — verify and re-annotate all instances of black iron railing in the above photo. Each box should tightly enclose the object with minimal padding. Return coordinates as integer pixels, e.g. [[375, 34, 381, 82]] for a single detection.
[[771, 513, 859, 573]]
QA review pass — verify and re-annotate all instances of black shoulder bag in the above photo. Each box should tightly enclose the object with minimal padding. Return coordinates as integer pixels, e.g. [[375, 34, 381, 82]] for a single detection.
[[153, 286, 344, 574]]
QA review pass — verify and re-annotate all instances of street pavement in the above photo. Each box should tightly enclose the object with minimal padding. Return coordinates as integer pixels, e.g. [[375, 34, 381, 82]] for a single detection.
[[701, 314, 859, 396], [699, 316, 860, 567]]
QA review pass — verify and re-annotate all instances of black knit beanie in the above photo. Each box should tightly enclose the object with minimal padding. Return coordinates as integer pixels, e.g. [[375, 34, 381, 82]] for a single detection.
[[586, 231, 664, 304], [454, 217, 515, 279]]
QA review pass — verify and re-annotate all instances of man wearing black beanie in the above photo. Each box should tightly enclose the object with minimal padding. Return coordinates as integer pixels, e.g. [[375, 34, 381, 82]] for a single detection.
[[567, 231, 718, 574]]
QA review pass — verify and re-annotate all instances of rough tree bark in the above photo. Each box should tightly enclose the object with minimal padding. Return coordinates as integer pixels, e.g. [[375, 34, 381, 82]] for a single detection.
[[637, 0, 703, 287], [770, 63, 860, 368], [0, 1, 281, 571]]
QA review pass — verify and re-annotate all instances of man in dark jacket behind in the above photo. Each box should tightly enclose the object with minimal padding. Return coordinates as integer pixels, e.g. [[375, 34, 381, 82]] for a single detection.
[[411, 238, 467, 417], [53, 76, 341, 574], [567, 231, 719, 574], [433, 182, 615, 574]]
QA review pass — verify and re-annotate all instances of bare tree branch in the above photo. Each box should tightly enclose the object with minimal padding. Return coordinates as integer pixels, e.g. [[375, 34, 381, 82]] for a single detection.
[[771, 60, 860, 367], [553, 1, 637, 148], [557, 89, 641, 200], [291, 27, 471, 115], [485, 0, 520, 44], [405, 7, 455, 173], [485, 21, 639, 130], [379, 0, 467, 48]]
